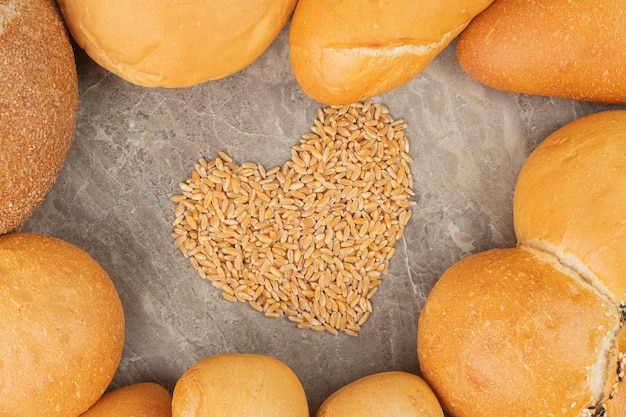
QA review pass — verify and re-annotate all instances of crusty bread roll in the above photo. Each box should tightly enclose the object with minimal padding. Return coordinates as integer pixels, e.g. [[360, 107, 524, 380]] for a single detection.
[[0, 0, 78, 235], [55, 0, 297, 87], [289, 0, 495, 105], [418, 247, 621, 417], [417, 111, 626, 416], [0, 232, 125, 417], [316, 371, 443, 417], [514, 110, 626, 304], [456, 0, 626, 103], [172, 353, 309, 417], [79, 383, 172, 417]]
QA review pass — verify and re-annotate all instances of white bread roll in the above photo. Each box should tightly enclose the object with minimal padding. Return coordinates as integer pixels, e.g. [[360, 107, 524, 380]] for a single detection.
[[418, 246, 622, 417], [0, 232, 125, 417], [172, 353, 309, 417], [79, 383, 172, 417], [316, 371, 444, 417], [0, 0, 78, 234], [289, 0, 495, 105], [456, 0, 626, 103], [514, 110, 626, 304], [418, 111, 626, 416], [55, 0, 297, 87]]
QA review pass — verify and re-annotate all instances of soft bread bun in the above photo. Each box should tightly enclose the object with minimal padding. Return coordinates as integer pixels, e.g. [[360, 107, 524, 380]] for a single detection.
[[0, 232, 125, 417], [513, 111, 626, 306], [417, 246, 622, 417], [289, 0, 495, 105], [171, 353, 309, 417], [55, 0, 297, 87], [316, 371, 444, 417], [79, 383, 172, 417], [456, 0, 626, 103], [0, 0, 78, 234]]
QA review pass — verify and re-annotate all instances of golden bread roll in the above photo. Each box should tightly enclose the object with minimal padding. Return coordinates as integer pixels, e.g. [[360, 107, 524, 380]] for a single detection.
[[418, 111, 626, 416], [513, 110, 626, 306], [316, 371, 444, 417], [171, 353, 309, 417], [55, 0, 297, 87], [289, 0, 495, 105], [0, 0, 78, 235], [0, 232, 125, 417], [79, 383, 172, 417], [418, 246, 622, 417], [456, 0, 626, 103]]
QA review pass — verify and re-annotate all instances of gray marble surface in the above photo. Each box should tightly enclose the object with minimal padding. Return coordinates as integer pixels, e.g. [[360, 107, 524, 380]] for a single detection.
[[23, 23, 622, 415]]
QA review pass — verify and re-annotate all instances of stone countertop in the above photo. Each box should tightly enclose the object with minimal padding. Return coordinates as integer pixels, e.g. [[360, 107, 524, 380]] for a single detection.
[[23, 24, 622, 415]]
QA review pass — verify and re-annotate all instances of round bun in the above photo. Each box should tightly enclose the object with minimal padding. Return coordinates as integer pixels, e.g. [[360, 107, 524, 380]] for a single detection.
[[55, 0, 297, 87], [79, 383, 172, 417], [0, 232, 125, 417], [0, 0, 78, 235], [172, 353, 309, 417], [418, 246, 621, 417], [513, 110, 626, 303], [289, 0, 495, 105], [316, 371, 443, 417], [418, 111, 626, 416], [456, 0, 626, 103]]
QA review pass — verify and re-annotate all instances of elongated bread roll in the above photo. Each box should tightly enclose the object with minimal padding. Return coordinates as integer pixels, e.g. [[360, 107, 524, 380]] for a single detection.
[[456, 0, 626, 103], [289, 0, 495, 105]]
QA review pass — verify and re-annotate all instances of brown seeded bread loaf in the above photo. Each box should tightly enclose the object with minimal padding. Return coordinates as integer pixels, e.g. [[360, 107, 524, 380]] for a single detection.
[[79, 383, 172, 417], [316, 371, 444, 417], [418, 246, 621, 417], [0, 0, 78, 235], [418, 110, 626, 416], [456, 0, 626, 103], [289, 0, 495, 105], [0, 232, 125, 417], [171, 353, 309, 417], [55, 0, 297, 87]]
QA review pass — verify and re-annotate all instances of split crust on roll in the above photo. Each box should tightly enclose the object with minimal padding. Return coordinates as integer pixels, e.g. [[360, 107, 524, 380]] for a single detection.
[[418, 110, 626, 417], [289, 0, 495, 105]]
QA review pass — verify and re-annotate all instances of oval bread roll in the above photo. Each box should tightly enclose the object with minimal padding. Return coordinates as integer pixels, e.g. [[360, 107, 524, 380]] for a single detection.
[[0, 232, 125, 417], [0, 0, 78, 234], [171, 353, 309, 417], [289, 0, 495, 105], [55, 0, 297, 87], [418, 111, 626, 416], [316, 371, 444, 417], [79, 383, 172, 417], [456, 0, 626, 103]]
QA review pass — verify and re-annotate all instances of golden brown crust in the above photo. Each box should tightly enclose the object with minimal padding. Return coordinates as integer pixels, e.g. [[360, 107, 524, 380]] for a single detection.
[[316, 371, 444, 417], [289, 0, 495, 105], [56, 0, 297, 87], [172, 353, 309, 417], [513, 110, 626, 303], [0, 232, 125, 417], [417, 247, 619, 417], [0, 0, 78, 235], [456, 0, 626, 103], [79, 383, 172, 417]]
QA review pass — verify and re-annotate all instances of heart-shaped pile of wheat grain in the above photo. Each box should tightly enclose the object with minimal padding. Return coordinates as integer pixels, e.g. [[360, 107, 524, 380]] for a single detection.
[[171, 100, 416, 336]]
